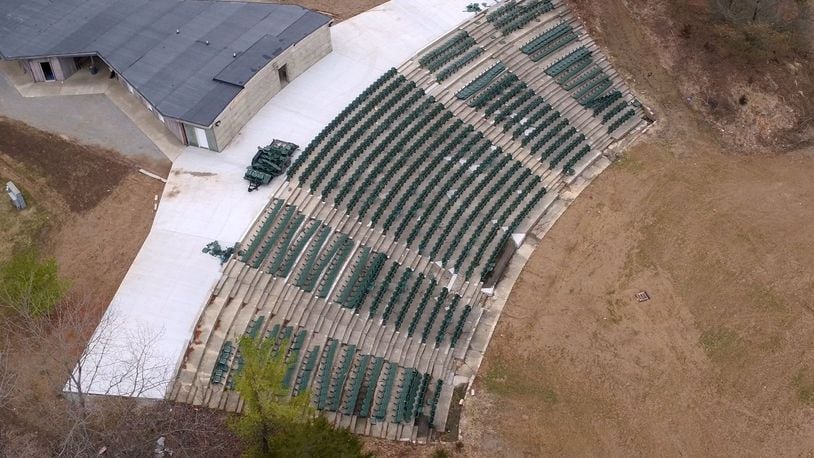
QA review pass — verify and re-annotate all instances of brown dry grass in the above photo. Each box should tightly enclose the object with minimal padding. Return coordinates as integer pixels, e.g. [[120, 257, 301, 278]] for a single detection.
[[459, 0, 814, 455]]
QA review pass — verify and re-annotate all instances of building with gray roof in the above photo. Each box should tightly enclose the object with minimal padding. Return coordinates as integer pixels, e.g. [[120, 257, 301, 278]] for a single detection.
[[0, 0, 332, 151]]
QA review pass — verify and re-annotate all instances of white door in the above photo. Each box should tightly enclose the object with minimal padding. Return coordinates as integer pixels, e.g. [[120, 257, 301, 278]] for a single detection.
[[194, 127, 209, 149]]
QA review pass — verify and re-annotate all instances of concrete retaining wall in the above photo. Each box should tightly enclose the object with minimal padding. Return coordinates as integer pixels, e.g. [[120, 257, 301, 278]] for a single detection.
[[211, 23, 333, 151]]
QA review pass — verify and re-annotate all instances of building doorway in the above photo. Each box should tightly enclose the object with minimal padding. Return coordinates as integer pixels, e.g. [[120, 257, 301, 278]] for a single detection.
[[278, 64, 289, 86], [40, 61, 55, 81], [193, 127, 210, 149]]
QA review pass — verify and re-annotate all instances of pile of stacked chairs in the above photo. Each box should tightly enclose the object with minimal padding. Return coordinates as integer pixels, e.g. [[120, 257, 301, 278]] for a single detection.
[[487, 0, 555, 35], [210, 340, 235, 385]]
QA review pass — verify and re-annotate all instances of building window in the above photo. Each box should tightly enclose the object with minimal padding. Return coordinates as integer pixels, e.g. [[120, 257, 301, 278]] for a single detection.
[[278, 64, 289, 86]]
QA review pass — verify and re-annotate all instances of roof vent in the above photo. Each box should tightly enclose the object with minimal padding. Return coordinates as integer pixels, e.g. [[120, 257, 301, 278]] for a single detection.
[[176, 29, 180, 34], [205, 40, 209, 45], [233, 52, 237, 58]]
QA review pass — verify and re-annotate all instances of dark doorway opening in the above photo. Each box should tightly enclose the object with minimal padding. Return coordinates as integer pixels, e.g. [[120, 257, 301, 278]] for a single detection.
[[40, 61, 55, 81], [278, 64, 289, 86]]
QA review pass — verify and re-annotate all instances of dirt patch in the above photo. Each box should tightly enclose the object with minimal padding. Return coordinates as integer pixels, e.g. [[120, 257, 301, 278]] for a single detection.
[[459, 0, 814, 455], [0, 120, 162, 309], [249, 0, 387, 21], [571, 0, 814, 153], [0, 116, 133, 213], [0, 120, 165, 454]]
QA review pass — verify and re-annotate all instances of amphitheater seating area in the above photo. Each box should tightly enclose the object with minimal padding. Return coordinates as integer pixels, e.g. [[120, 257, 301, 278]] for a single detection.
[[170, 0, 646, 443]]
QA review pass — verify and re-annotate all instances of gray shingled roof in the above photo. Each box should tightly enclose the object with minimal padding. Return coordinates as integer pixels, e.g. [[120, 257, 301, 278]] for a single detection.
[[0, 0, 330, 126]]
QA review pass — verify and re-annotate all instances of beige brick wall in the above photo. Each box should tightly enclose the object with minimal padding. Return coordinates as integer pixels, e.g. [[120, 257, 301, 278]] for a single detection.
[[210, 23, 332, 151]]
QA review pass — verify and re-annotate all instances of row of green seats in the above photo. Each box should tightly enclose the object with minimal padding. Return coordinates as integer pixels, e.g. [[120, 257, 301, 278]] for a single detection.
[[428, 379, 444, 427], [341, 355, 370, 415], [517, 104, 555, 144], [381, 268, 413, 324], [588, 90, 623, 115], [529, 30, 578, 62], [394, 273, 425, 332], [355, 105, 450, 219], [293, 226, 331, 288], [273, 220, 321, 277], [450, 304, 473, 348], [521, 22, 571, 54], [265, 213, 305, 273], [563, 144, 592, 175], [210, 340, 234, 385], [251, 205, 295, 269], [456, 62, 506, 100], [315, 237, 355, 298], [295, 345, 321, 395], [297, 233, 347, 292], [465, 178, 541, 279], [345, 252, 387, 312], [549, 134, 587, 170], [299, 75, 408, 185], [245, 315, 265, 339], [289, 68, 398, 180], [602, 100, 629, 123], [310, 80, 417, 192], [346, 99, 442, 215], [484, 80, 526, 117], [435, 295, 462, 347], [532, 119, 569, 158], [358, 357, 385, 417], [282, 330, 308, 388], [555, 55, 593, 85], [326, 345, 356, 411], [468, 73, 519, 108], [316, 340, 339, 409], [419, 31, 474, 72], [545, 46, 591, 76], [540, 127, 578, 162], [412, 373, 432, 423], [436, 47, 484, 82], [493, 89, 535, 124], [496, 0, 555, 36], [325, 91, 429, 201], [374, 364, 398, 420], [407, 278, 438, 337], [241, 199, 283, 263], [608, 109, 637, 134], [367, 115, 460, 227], [421, 287, 449, 344], [368, 262, 399, 319]]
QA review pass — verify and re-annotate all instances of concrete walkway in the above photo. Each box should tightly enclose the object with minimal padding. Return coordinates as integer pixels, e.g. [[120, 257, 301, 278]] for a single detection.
[[73, 0, 477, 398], [0, 60, 180, 170]]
